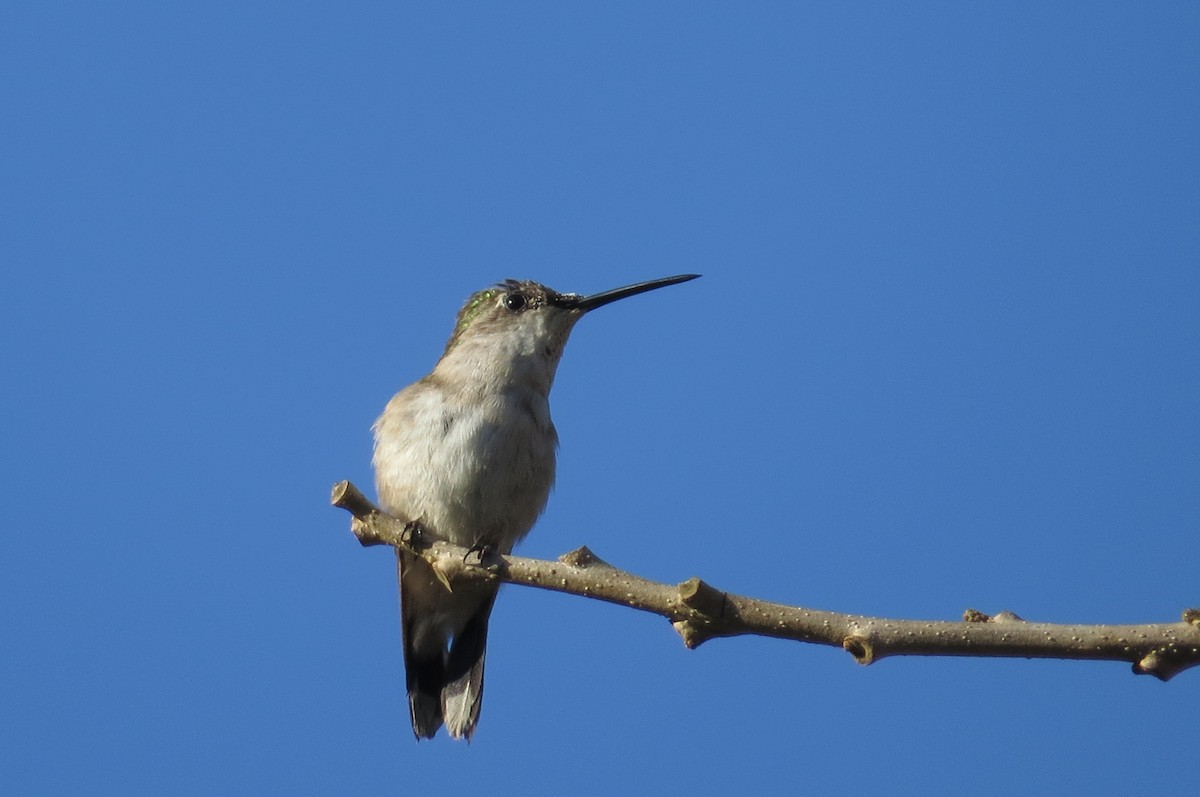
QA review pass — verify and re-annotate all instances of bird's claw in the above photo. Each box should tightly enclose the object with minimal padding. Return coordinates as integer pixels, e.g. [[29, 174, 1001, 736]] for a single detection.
[[400, 520, 428, 550], [464, 542, 501, 572]]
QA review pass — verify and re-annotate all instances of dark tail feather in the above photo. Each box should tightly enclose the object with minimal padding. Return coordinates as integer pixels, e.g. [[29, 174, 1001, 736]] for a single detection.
[[404, 645, 446, 739], [441, 595, 494, 740], [400, 552, 444, 739], [399, 551, 496, 740]]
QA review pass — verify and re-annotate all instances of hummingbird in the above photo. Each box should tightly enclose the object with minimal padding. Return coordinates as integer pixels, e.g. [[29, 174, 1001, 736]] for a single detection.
[[372, 274, 699, 740]]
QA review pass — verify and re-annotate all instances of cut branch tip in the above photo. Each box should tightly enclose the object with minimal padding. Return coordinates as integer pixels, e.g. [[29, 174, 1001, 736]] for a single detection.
[[330, 480, 372, 515]]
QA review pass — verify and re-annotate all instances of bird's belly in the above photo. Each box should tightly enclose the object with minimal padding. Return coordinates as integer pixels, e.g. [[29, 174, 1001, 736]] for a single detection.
[[373, 387, 557, 552]]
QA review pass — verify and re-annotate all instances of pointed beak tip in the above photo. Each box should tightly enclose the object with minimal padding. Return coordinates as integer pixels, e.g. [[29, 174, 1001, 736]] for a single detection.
[[572, 273, 701, 313]]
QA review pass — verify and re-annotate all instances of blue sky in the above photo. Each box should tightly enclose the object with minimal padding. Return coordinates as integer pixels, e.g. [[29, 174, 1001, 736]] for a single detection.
[[3, 3, 1198, 794]]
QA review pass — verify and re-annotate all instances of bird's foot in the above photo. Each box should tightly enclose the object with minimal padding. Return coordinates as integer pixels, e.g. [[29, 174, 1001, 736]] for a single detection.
[[400, 520, 430, 550], [464, 542, 502, 572]]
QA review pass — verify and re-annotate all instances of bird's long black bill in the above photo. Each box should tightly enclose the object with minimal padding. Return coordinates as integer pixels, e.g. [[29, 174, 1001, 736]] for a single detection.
[[562, 274, 700, 312]]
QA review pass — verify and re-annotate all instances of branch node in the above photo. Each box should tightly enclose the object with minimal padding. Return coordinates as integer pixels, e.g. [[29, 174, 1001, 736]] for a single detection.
[[425, 546, 499, 592], [1133, 649, 1198, 682], [678, 577, 727, 618], [560, 546, 610, 568], [843, 635, 874, 665], [989, 610, 1026, 624], [1182, 608, 1200, 626], [430, 556, 456, 593], [673, 619, 713, 650], [963, 608, 1026, 624], [1134, 650, 1171, 681]]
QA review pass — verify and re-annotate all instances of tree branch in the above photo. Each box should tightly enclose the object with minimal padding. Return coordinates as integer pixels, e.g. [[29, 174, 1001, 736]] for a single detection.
[[331, 480, 1200, 682]]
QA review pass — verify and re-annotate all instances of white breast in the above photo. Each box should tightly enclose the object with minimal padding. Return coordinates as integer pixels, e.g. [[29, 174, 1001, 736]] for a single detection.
[[372, 380, 558, 552]]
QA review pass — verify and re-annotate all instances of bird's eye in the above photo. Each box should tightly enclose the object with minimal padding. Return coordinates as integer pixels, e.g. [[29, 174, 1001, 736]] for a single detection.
[[504, 292, 528, 312]]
